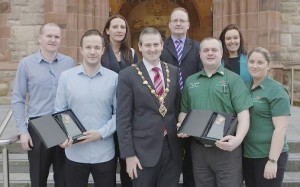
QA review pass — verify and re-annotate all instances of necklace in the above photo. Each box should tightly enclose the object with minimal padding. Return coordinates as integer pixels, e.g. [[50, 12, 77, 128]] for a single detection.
[[112, 49, 120, 55], [132, 62, 170, 117]]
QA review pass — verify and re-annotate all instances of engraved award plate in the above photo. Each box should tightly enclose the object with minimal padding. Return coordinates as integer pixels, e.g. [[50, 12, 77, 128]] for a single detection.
[[206, 114, 225, 139]]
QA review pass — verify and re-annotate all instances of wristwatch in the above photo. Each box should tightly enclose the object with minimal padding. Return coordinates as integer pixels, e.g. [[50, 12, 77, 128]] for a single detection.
[[268, 158, 277, 164]]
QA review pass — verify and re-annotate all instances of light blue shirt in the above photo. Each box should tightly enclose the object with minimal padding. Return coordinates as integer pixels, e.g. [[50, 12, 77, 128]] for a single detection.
[[54, 65, 118, 164], [11, 51, 75, 134]]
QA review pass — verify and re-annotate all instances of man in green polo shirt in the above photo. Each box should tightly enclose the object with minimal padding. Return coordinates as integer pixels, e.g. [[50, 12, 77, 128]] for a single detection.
[[177, 37, 253, 187]]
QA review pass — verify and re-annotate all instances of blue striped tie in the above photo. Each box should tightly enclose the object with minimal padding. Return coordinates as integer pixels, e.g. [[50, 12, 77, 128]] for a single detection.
[[175, 39, 184, 90]]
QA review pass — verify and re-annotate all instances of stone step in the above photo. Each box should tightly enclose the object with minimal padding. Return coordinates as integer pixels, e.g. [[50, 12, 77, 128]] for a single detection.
[[287, 153, 300, 172], [0, 173, 118, 187], [2, 152, 300, 173], [288, 141, 300, 153], [0, 172, 299, 187], [283, 172, 300, 187], [6, 139, 300, 153], [0, 154, 124, 173], [1, 151, 300, 174], [1, 154, 296, 173], [0, 155, 299, 187]]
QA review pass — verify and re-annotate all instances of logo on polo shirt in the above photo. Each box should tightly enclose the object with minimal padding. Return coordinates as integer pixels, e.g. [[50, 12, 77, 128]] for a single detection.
[[252, 95, 267, 103], [188, 82, 200, 89]]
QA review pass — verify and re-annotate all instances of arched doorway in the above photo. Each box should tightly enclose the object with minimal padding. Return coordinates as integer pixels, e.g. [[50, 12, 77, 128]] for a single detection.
[[109, 0, 212, 54]]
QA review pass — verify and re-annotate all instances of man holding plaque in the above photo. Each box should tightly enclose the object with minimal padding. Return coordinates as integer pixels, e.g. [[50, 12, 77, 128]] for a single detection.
[[55, 29, 117, 187], [11, 23, 75, 187], [177, 37, 253, 187], [117, 27, 183, 187]]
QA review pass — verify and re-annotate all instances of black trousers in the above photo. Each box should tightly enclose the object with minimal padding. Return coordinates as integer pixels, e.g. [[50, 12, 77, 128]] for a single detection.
[[182, 137, 195, 187], [132, 137, 182, 187], [243, 152, 288, 187], [114, 132, 132, 187], [28, 124, 66, 187], [66, 157, 116, 187]]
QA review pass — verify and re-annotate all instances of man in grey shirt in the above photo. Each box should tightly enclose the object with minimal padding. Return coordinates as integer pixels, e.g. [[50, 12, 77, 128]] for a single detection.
[[11, 23, 75, 187]]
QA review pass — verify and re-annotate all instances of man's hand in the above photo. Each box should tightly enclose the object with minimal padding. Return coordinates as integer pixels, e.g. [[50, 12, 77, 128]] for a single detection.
[[20, 133, 33, 151], [126, 156, 143, 179], [264, 161, 277, 179], [59, 138, 73, 148], [176, 122, 190, 138], [77, 130, 102, 144], [215, 135, 242, 151]]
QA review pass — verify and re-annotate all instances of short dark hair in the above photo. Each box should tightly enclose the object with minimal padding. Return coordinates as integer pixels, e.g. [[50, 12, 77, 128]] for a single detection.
[[200, 37, 223, 52], [139, 27, 163, 45], [80, 29, 104, 47]]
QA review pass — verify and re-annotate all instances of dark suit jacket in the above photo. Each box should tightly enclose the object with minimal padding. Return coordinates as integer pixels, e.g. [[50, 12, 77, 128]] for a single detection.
[[161, 37, 203, 84], [117, 61, 183, 167]]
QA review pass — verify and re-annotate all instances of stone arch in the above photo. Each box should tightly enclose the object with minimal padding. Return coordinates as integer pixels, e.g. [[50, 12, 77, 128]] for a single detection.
[[109, 0, 212, 54]]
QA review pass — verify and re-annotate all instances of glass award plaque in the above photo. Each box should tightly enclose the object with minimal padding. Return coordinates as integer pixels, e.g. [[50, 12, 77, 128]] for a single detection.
[[53, 109, 86, 143]]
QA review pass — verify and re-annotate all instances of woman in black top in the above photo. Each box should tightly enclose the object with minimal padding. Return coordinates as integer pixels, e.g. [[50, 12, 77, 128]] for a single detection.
[[102, 15, 138, 187], [219, 24, 251, 83]]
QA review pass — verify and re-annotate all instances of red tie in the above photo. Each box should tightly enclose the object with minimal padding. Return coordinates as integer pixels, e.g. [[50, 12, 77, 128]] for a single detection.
[[152, 67, 167, 136], [152, 67, 164, 96]]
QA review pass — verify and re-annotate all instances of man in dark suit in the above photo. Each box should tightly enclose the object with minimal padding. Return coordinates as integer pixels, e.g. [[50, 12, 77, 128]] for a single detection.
[[160, 7, 202, 187], [117, 27, 183, 187]]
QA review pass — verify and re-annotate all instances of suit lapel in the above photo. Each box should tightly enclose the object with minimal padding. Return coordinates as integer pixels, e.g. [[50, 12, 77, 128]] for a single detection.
[[165, 38, 178, 60], [181, 38, 192, 61], [165, 37, 193, 65]]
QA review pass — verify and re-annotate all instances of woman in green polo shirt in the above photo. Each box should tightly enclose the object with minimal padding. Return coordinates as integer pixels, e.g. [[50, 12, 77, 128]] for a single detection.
[[243, 47, 290, 187]]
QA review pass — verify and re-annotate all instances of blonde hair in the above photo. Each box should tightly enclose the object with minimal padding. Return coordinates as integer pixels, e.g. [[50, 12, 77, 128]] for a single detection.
[[248, 47, 272, 64], [39, 23, 61, 34]]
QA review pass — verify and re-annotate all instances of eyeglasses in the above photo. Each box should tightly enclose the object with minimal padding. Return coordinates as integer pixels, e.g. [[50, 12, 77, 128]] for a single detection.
[[170, 19, 189, 24]]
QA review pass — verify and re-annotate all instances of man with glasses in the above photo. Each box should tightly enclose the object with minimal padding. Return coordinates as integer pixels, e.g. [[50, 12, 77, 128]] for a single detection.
[[160, 7, 202, 187]]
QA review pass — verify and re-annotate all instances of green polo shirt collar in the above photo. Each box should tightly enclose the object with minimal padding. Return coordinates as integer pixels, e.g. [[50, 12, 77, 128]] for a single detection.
[[249, 76, 272, 91], [198, 65, 225, 77]]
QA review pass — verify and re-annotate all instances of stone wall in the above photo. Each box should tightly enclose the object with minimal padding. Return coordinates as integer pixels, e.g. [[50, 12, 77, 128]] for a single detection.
[[0, 0, 109, 104], [9, 0, 44, 63], [0, 0, 44, 104], [281, 0, 300, 103]]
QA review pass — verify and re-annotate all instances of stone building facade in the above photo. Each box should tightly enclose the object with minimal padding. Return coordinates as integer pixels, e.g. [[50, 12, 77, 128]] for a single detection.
[[0, 0, 300, 104]]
